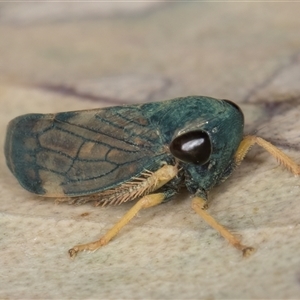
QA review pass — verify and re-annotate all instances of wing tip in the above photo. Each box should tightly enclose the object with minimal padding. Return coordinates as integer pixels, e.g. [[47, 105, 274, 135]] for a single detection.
[[5, 113, 48, 195]]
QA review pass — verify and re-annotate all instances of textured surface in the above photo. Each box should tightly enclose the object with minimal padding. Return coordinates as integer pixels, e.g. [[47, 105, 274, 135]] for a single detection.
[[1, 3, 300, 299]]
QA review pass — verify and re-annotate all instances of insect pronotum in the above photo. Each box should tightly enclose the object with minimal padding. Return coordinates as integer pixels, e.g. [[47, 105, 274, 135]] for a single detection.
[[4, 96, 300, 258]]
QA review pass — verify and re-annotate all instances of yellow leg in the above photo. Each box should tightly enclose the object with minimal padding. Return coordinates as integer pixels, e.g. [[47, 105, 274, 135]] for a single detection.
[[69, 164, 178, 258], [192, 196, 255, 257], [235, 135, 300, 175], [69, 192, 166, 258]]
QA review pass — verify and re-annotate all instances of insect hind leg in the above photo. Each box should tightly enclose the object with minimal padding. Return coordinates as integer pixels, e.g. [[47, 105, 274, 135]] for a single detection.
[[69, 164, 178, 258], [69, 192, 167, 258]]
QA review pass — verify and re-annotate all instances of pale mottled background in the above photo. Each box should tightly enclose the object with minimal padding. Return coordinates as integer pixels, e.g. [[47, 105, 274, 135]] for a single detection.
[[1, 2, 300, 299]]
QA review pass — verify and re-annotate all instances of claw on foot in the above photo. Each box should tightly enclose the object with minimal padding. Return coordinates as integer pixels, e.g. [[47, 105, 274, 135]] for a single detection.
[[68, 247, 78, 259], [242, 246, 256, 257]]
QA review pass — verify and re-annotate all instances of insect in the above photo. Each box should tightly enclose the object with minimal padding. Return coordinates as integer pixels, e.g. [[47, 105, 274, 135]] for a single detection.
[[4, 96, 300, 258]]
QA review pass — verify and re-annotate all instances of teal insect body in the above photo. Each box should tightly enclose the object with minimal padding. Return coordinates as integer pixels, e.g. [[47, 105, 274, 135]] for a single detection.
[[7, 95, 298, 257], [5, 96, 243, 202]]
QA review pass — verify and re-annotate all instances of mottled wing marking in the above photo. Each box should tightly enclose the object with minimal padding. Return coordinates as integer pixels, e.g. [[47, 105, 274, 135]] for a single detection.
[[6, 106, 166, 197]]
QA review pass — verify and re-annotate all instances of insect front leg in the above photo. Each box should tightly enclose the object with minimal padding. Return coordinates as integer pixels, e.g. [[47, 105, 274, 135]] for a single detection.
[[69, 164, 178, 258], [235, 135, 300, 175], [191, 196, 255, 257]]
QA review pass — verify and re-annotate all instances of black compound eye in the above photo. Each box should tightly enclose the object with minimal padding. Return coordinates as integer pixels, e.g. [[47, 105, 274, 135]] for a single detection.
[[169, 130, 212, 165]]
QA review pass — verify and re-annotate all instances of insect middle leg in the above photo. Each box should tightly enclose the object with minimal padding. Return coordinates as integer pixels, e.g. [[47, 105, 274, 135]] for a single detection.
[[69, 164, 178, 258], [192, 196, 255, 257]]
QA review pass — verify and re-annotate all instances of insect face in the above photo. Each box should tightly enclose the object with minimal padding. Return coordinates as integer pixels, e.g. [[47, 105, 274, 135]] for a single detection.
[[167, 99, 245, 194]]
